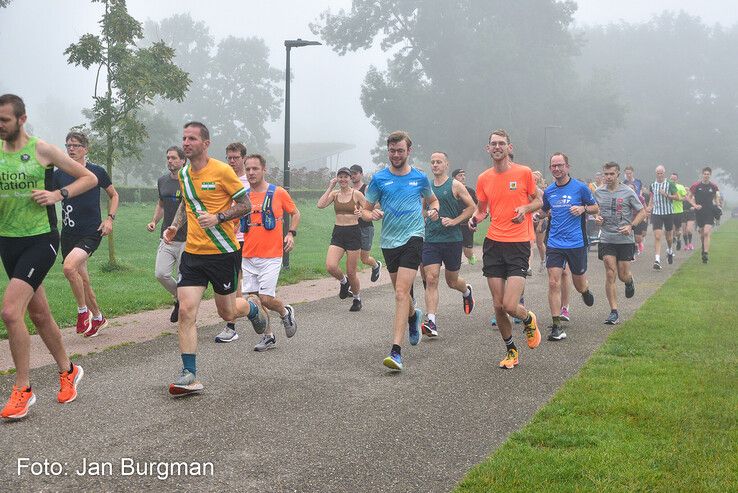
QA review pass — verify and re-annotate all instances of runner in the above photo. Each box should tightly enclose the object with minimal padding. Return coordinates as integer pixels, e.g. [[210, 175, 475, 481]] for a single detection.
[[647, 165, 678, 270], [594, 162, 647, 325], [147, 146, 187, 323], [669, 172, 687, 251], [0, 94, 96, 419], [232, 154, 300, 351], [54, 131, 119, 338], [349, 164, 382, 281], [682, 188, 696, 251], [541, 152, 598, 341], [688, 167, 720, 263], [361, 131, 439, 371], [163, 122, 251, 396], [624, 166, 647, 254], [468, 129, 541, 369], [214, 142, 250, 342], [532, 171, 547, 272], [317, 167, 367, 312], [421, 152, 475, 337], [451, 168, 478, 265]]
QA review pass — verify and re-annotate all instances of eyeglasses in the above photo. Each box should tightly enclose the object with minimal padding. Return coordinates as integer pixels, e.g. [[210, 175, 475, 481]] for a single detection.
[[65, 143, 86, 149]]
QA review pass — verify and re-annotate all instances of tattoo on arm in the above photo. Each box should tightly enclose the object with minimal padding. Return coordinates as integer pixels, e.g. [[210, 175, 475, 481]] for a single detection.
[[220, 194, 251, 222], [170, 202, 186, 230]]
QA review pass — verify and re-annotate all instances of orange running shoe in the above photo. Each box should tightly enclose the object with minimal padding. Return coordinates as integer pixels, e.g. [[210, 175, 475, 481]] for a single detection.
[[523, 311, 541, 349], [498, 348, 519, 369], [1, 385, 36, 420], [58, 364, 84, 403]]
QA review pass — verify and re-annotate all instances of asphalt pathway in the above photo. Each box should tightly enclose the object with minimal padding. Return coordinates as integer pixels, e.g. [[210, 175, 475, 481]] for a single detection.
[[0, 239, 692, 492]]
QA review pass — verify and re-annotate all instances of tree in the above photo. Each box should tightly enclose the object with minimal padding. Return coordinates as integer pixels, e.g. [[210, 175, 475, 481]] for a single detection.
[[0, 1, 11, 8], [312, 0, 624, 178], [65, 0, 189, 266]]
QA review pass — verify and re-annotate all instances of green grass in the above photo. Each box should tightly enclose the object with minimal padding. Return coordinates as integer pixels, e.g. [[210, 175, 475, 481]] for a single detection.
[[0, 199, 395, 338], [456, 220, 738, 492]]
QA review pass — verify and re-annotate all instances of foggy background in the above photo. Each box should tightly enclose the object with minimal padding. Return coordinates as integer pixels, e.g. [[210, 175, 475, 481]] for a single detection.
[[1, 0, 737, 199]]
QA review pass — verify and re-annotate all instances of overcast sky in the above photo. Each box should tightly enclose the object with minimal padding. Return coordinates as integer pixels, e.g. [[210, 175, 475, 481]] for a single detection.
[[1, 1, 737, 168]]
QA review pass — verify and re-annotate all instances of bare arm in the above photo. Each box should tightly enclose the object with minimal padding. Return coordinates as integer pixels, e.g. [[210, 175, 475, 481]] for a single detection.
[[163, 202, 187, 244], [32, 140, 97, 205], [98, 184, 120, 236], [283, 207, 301, 253], [147, 200, 165, 232], [444, 179, 475, 227], [425, 193, 440, 221], [317, 179, 337, 208]]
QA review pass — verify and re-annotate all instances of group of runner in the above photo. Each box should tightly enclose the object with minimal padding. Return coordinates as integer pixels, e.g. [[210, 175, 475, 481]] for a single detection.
[[0, 93, 724, 418]]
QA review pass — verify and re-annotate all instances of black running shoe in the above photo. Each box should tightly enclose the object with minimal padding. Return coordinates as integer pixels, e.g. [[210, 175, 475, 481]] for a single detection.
[[653, 260, 662, 270], [582, 289, 595, 307], [667, 251, 674, 265], [676, 238, 682, 250], [547, 325, 566, 341], [463, 284, 475, 315], [339, 280, 351, 299], [625, 277, 635, 299], [170, 300, 180, 323], [349, 298, 362, 312], [371, 261, 382, 282], [702, 252, 708, 264]]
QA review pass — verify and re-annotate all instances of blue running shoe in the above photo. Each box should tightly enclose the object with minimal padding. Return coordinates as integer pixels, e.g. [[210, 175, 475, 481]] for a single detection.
[[490, 315, 497, 326], [408, 308, 422, 346], [513, 317, 522, 325], [383, 350, 403, 370]]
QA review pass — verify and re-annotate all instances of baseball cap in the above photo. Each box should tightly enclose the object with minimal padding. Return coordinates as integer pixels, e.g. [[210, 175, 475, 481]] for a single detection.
[[349, 164, 363, 174], [452, 168, 464, 178], [336, 167, 351, 176]]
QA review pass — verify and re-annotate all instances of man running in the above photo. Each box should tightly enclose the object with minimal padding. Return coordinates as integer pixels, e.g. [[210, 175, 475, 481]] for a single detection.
[[594, 162, 646, 325], [362, 131, 439, 371], [541, 152, 598, 341], [689, 167, 720, 263], [0, 94, 96, 419], [163, 122, 250, 396], [54, 131, 119, 338], [233, 154, 300, 352], [421, 152, 475, 337], [350, 164, 382, 281], [147, 146, 187, 323], [469, 129, 542, 370], [451, 168, 479, 265], [647, 165, 678, 270], [669, 172, 687, 251]]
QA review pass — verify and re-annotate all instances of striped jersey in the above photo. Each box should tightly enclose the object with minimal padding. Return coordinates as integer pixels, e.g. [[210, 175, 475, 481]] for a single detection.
[[649, 180, 676, 215], [179, 158, 246, 255]]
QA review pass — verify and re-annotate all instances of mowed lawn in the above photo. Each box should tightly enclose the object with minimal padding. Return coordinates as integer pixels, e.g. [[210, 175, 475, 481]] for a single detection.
[[0, 199, 395, 338], [456, 220, 738, 492]]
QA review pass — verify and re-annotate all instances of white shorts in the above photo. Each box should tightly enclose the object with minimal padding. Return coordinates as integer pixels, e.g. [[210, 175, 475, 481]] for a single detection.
[[242, 257, 282, 297]]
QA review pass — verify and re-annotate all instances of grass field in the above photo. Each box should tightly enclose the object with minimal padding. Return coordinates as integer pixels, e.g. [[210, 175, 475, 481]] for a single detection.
[[456, 220, 738, 492], [0, 199, 423, 338]]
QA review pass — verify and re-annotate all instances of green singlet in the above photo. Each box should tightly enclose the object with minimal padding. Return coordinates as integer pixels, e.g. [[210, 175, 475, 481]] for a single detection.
[[0, 137, 57, 237]]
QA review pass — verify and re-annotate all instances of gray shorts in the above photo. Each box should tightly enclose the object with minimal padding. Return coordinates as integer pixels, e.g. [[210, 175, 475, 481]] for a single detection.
[[360, 224, 374, 251]]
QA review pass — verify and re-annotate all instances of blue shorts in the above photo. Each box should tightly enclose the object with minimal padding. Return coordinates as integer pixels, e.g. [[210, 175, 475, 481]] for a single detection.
[[546, 246, 588, 275], [422, 241, 463, 272]]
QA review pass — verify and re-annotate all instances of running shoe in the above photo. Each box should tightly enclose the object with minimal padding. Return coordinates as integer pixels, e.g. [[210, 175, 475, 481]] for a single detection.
[[254, 334, 276, 352], [58, 364, 84, 403], [83, 316, 108, 338], [526, 268, 533, 277], [702, 252, 708, 264], [215, 326, 239, 343], [560, 306, 571, 321], [76, 311, 91, 334], [168, 369, 203, 397], [581, 289, 595, 307], [625, 277, 635, 299], [547, 325, 567, 341], [490, 315, 497, 326], [463, 284, 475, 314], [604, 311, 620, 325], [248, 302, 269, 334], [667, 251, 674, 265], [522, 312, 540, 349], [282, 305, 297, 338], [349, 298, 362, 312], [1, 386, 36, 420], [339, 280, 351, 299], [676, 238, 682, 250], [513, 316, 522, 325], [408, 308, 422, 346], [371, 261, 382, 282], [421, 319, 438, 337], [383, 350, 403, 371], [170, 300, 179, 323], [469, 256, 477, 265], [653, 260, 662, 270], [539, 261, 546, 272], [498, 348, 519, 369]]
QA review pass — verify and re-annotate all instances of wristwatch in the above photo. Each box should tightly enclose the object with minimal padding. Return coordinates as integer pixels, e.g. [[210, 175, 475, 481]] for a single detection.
[[108, 213, 116, 220], [217, 212, 226, 223], [59, 188, 69, 199], [289, 229, 297, 237]]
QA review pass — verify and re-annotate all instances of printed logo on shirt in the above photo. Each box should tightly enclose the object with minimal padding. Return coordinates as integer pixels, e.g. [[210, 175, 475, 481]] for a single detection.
[[201, 182, 216, 191], [20, 154, 31, 162], [409, 181, 418, 186], [509, 181, 517, 190]]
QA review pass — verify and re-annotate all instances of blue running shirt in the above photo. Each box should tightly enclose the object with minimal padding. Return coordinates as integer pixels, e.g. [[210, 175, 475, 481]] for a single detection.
[[542, 178, 596, 249], [365, 167, 432, 249]]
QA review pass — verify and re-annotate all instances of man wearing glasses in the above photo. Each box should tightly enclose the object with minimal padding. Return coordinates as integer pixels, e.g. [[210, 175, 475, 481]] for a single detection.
[[53, 131, 119, 337]]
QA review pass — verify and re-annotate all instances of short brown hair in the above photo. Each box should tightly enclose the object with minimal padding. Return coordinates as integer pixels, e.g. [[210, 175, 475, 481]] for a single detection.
[[550, 152, 568, 165], [0, 94, 25, 118], [245, 153, 266, 167], [387, 131, 412, 148], [183, 121, 210, 140], [167, 145, 185, 160], [226, 142, 247, 157], [603, 161, 620, 172], [702, 166, 712, 173], [488, 129, 510, 144], [66, 131, 89, 148], [624, 165, 634, 172]]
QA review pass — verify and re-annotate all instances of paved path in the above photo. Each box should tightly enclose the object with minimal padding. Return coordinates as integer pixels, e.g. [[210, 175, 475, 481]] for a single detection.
[[0, 240, 692, 492]]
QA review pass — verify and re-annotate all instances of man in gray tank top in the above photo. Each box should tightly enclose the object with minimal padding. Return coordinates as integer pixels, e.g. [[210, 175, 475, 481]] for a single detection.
[[421, 151, 476, 337]]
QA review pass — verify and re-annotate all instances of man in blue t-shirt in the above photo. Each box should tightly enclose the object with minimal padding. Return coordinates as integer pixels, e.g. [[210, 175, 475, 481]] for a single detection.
[[53, 131, 119, 338], [363, 131, 439, 371], [540, 152, 598, 342]]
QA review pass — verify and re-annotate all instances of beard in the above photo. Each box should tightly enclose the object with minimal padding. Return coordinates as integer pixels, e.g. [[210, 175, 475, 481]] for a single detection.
[[390, 156, 407, 168], [0, 124, 20, 143]]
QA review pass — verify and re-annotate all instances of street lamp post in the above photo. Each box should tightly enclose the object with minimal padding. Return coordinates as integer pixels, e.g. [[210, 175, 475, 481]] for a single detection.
[[543, 125, 562, 166], [283, 38, 321, 269]]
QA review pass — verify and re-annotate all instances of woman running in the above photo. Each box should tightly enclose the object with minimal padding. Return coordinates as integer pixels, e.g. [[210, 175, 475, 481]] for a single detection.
[[317, 167, 366, 311]]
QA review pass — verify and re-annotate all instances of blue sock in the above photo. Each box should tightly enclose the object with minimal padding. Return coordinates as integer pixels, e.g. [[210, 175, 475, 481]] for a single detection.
[[247, 300, 259, 319], [181, 353, 196, 375]]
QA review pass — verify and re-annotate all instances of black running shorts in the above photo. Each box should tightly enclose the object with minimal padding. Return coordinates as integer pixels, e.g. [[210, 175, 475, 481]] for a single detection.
[[598, 242, 636, 262], [382, 236, 423, 274], [178, 251, 241, 295], [482, 238, 530, 279], [330, 224, 361, 251], [546, 246, 588, 275], [651, 214, 674, 231], [695, 208, 715, 228], [61, 232, 102, 259], [0, 232, 60, 291]]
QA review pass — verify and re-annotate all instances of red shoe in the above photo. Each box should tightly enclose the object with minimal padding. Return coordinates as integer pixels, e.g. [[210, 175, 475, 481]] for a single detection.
[[58, 364, 84, 403], [76, 311, 91, 334], [84, 315, 108, 337]]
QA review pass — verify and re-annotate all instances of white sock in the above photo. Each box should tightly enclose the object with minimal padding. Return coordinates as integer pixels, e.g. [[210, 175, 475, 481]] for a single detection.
[[340, 275, 348, 284], [428, 313, 436, 323], [92, 313, 102, 321], [78, 306, 88, 314], [353, 294, 361, 301], [655, 255, 660, 262], [463, 286, 471, 297]]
